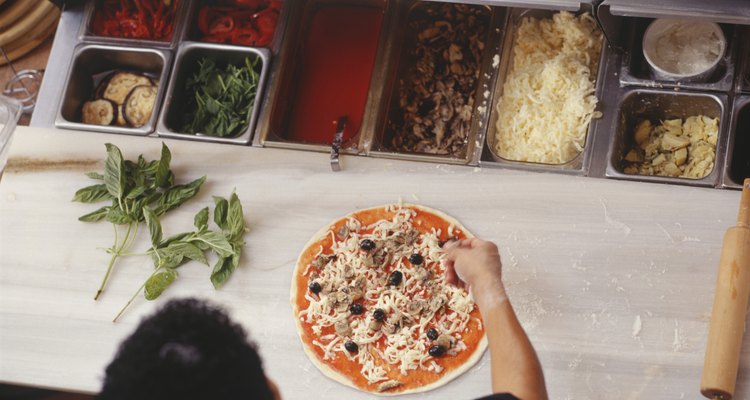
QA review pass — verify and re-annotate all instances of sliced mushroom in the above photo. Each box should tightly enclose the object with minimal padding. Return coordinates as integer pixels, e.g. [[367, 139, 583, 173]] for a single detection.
[[407, 300, 425, 316], [436, 334, 454, 349], [334, 320, 352, 337], [368, 319, 382, 332], [429, 294, 448, 312]]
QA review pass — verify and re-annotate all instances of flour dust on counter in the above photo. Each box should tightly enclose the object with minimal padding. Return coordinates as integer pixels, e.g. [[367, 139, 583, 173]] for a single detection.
[[291, 203, 486, 395], [71, 142, 248, 321]]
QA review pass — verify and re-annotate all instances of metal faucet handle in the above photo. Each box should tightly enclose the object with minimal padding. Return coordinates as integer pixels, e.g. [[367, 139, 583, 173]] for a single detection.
[[330, 116, 346, 172]]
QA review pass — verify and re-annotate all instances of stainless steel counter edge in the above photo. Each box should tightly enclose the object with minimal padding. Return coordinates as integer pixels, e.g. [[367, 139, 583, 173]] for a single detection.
[[31, 4, 84, 129]]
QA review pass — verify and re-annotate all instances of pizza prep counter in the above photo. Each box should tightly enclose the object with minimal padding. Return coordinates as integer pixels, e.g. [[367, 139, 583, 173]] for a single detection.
[[1, 126, 748, 399]]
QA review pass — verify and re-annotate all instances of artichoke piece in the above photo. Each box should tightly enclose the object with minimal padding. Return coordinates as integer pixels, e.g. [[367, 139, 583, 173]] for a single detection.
[[660, 133, 690, 151], [634, 120, 652, 146], [674, 148, 688, 166]]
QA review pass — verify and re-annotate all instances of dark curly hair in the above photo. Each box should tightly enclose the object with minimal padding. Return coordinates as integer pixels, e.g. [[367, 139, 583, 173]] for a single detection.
[[98, 298, 274, 400]]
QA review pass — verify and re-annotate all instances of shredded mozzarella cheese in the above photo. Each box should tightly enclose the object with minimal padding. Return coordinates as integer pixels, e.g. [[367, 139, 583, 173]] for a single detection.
[[494, 11, 603, 164]]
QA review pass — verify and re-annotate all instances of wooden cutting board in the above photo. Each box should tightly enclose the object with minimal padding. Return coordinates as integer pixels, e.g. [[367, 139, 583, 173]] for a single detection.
[[0, 126, 747, 399]]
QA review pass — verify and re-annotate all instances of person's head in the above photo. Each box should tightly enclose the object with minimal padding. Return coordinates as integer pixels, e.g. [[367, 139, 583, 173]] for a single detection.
[[98, 298, 279, 400]]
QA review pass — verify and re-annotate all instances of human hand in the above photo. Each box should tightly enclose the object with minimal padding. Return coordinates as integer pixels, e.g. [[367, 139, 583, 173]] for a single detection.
[[443, 238, 506, 309]]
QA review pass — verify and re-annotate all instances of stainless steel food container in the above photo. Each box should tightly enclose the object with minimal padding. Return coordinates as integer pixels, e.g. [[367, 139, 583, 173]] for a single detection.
[[605, 88, 729, 188], [367, 1, 503, 165], [480, 5, 608, 174], [619, 20, 737, 92], [722, 95, 750, 189], [254, 0, 393, 155], [739, 27, 750, 94], [79, 0, 191, 49], [178, 0, 290, 55], [55, 44, 172, 136], [156, 42, 270, 145]]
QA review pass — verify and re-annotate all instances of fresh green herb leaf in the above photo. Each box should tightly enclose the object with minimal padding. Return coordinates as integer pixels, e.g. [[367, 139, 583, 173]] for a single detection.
[[155, 143, 172, 188], [227, 192, 245, 242], [194, 207, 209, 231], [73, 184, 113, 203], [104, 143, 126, 202], [210, 251, 239, 289], [153, 176, 207, 216], [86, 171, 105, 180], [106, 206, 132, 225], [144, 269, 177, 300], [162, 241, 208, 265], [160, 232, 193, 248], [152, 248, 185, 269], [213, 196, 228, 230], [125, 184, 148, 200], [181, 56, 261, 138], [79, 206, 110, 222], [143, 207, 162, 247], [192, 231, 233, 258]]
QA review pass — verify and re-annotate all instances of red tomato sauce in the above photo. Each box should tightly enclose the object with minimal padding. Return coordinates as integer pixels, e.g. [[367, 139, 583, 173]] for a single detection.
[[283, 4, 384, 145]]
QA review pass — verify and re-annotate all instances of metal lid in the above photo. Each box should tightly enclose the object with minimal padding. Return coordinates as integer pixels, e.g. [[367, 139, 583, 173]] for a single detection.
[[420, 0, 595, 12], [600, 0, 750, 25]]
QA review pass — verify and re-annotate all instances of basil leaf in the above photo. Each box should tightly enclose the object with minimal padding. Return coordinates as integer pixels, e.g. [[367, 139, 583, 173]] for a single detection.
[[79, 206, 110, 222], [104, 143, 126, 201], [152, 248, 185, 269], [125, 184, 148, 200], [192, 231, 233, 258], [155, 143, 172, 188], [86, 171, 104, 180], [194, 207, 209, 231], [143, 207, 162, 246], [210, 246, 240, 289], [227, 192, 245, 242], [73, 184, 113, 203], [160, 232, 193, 248], [144, 269, 177, 300], [213, 196, 228, 230], [153, 176, 206, 216], [106, 206, 132, 225], [164, 241, 207, 265]]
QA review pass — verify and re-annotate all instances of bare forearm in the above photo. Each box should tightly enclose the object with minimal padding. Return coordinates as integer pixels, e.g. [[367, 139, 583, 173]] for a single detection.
[[477, 289, 548, 399]]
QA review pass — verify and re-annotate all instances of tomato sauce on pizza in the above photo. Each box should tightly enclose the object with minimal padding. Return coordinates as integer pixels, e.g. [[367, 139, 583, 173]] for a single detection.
[[291, 204, 487, 394]]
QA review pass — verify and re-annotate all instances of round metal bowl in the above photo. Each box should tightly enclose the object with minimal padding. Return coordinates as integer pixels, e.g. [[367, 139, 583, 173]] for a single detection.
[[642, 19, 726, 82]]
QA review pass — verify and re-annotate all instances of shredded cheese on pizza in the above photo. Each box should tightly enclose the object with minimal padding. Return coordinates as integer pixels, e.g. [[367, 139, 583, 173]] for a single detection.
[[298, 205, 477, 385]]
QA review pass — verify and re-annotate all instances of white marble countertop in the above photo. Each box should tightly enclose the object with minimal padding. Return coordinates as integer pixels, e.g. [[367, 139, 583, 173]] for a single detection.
[[1, 126, 748, 399]]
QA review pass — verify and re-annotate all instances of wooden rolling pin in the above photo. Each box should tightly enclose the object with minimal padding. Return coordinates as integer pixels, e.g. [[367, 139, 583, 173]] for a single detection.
[[701, 178, 750, 400]]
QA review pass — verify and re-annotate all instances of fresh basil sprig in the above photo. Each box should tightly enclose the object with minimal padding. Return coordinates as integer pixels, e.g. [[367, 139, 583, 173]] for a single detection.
[[73, 143, 247, 321], [181, 57, 261, 138]]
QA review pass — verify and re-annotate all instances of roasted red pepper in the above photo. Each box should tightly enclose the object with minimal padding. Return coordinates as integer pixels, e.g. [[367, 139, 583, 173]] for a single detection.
[[195, 0, 281, 47], [91, 0, 179, 41]]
